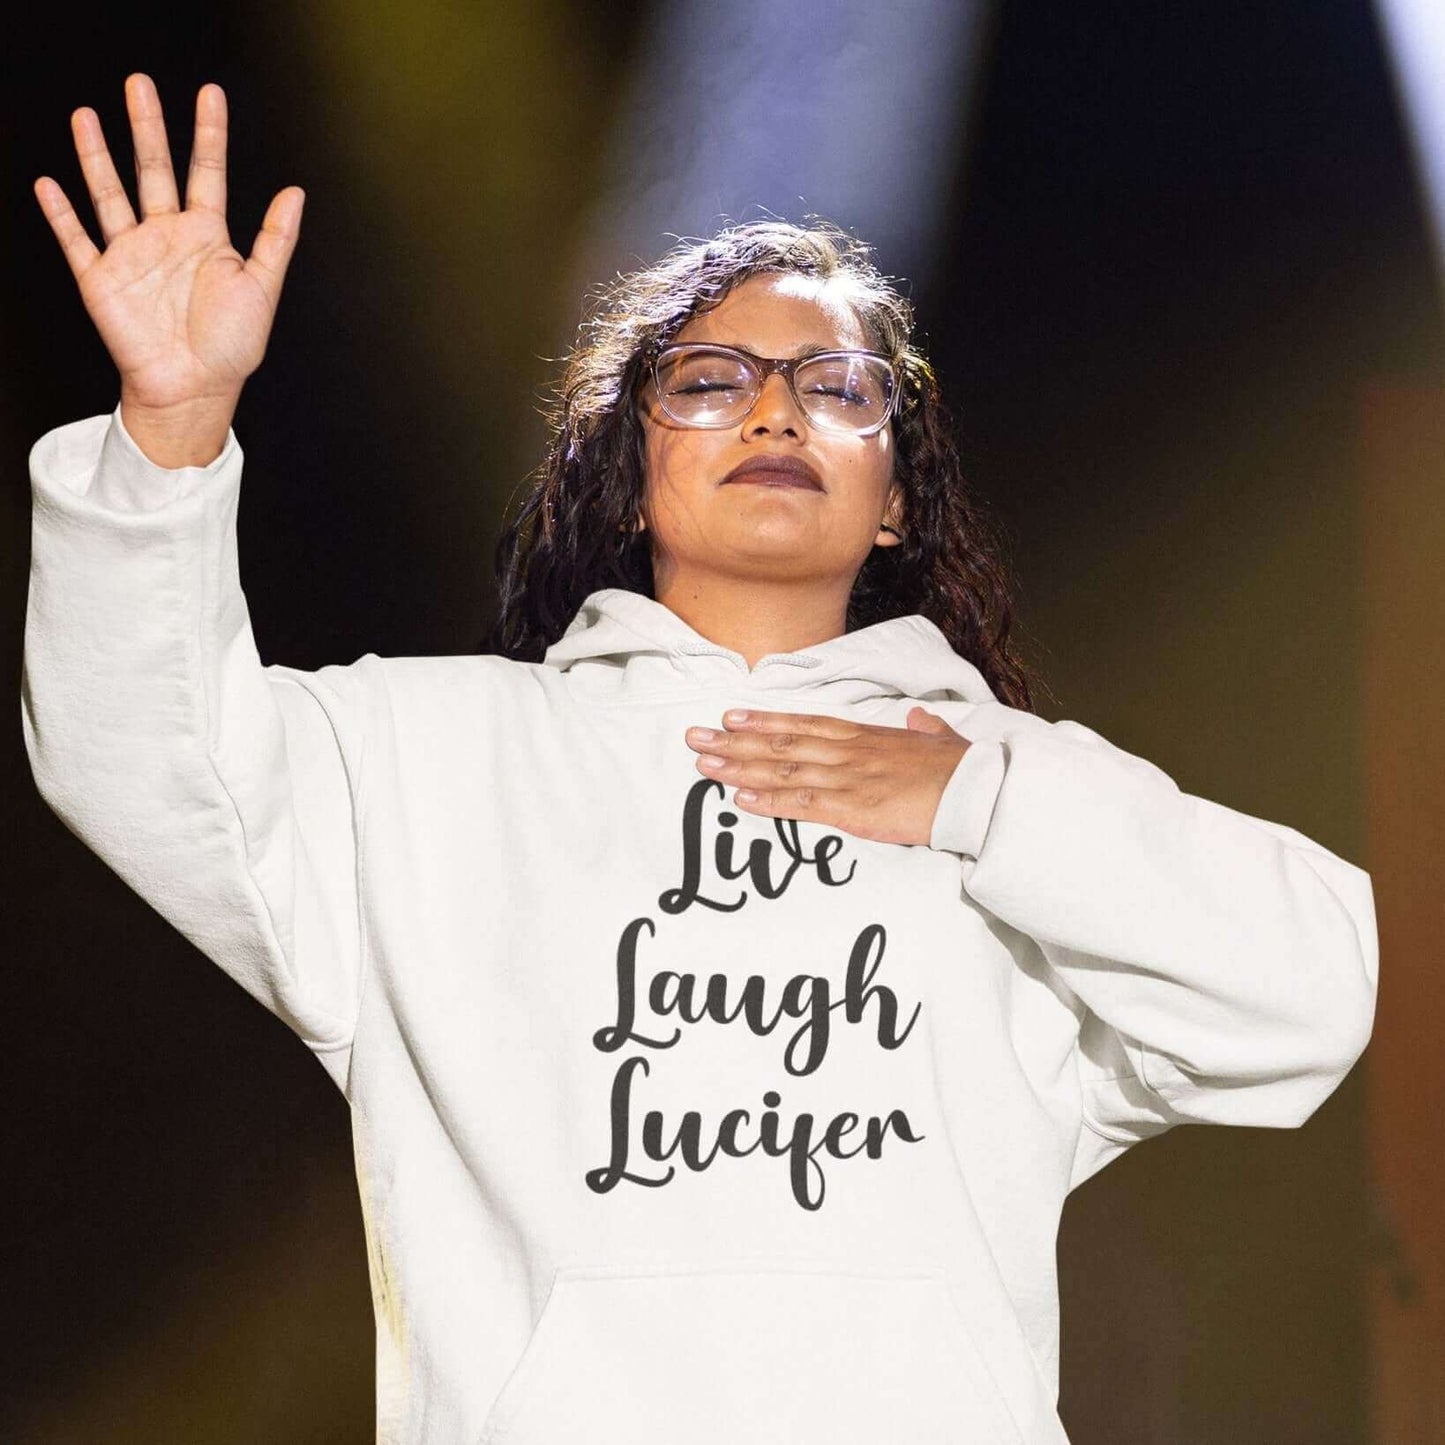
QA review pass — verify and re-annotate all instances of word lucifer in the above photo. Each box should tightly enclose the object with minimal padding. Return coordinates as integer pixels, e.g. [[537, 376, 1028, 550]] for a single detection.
[[585, 777, 926, 1211]]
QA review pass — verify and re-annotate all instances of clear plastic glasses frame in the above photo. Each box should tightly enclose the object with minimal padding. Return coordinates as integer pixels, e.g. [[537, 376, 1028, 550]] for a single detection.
[[649, 342, 901, 436]]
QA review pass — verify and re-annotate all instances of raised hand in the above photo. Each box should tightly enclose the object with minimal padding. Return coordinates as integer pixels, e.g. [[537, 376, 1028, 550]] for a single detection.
[[33, 74, 304, 465]]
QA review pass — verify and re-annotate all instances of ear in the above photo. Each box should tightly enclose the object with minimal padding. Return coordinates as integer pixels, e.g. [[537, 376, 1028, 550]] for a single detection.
[[875, 486, 906, 547]]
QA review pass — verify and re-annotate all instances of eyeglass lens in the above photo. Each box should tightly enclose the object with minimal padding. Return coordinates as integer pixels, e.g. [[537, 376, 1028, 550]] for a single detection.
[[656, 347, 893, 432]]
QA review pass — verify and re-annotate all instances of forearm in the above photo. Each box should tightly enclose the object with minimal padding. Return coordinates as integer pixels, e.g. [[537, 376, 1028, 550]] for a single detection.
[[23, 409, 365, 1066], [938, 711, 1378, 1126]]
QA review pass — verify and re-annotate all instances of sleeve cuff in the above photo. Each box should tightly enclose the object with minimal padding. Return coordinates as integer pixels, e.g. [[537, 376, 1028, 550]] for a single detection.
[[89, 401, 239, 511], [928, 739, 1006, 858]]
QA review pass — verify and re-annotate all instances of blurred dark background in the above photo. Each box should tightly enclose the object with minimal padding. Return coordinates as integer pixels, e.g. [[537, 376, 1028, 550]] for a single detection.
[[5, 1, 1442, 1440]]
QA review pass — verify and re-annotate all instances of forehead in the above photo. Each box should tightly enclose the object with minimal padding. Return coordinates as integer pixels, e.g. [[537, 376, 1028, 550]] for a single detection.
[[674, 273, 871, 354]]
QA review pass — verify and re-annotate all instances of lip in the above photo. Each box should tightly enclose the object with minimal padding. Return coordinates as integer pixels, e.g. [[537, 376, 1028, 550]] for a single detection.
[[721, 455, 825, 491]]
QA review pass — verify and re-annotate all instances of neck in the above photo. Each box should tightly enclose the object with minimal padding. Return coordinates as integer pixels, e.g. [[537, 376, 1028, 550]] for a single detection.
[[653, 573, 853, 669]]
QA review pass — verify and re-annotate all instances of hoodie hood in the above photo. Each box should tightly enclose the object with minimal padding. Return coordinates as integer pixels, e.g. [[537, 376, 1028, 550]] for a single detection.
[[541, 587, 998, 705]]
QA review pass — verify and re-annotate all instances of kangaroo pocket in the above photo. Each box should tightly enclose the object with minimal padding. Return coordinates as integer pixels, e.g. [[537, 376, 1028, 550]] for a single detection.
[[475, 1260, 1029, 1445]]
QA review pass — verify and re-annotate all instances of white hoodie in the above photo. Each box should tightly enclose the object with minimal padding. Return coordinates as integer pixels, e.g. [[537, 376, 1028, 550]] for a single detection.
[[23, 406, 1378, 1445]]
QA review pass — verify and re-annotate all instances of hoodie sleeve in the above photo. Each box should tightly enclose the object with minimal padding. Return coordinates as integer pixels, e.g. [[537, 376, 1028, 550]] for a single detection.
[[22, 405, 368, 1090], [928, 713, 1378, 1172]]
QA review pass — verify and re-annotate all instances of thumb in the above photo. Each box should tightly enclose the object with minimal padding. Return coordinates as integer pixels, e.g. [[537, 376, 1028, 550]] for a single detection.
[[906, 705, 955, 735], [244, 185, 305, 302]]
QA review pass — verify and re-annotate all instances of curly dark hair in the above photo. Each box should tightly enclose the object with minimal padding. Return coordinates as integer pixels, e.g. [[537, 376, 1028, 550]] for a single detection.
[[488, 217, 1041, 712]]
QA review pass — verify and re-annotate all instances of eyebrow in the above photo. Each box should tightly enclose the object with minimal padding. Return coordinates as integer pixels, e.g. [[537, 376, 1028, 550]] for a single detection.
[[716, 341, 844, 359], [683, 340, 860, 359]]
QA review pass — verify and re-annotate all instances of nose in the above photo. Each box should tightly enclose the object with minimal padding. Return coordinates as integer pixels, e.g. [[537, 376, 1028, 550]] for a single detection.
[[742, 370, 807, 438]]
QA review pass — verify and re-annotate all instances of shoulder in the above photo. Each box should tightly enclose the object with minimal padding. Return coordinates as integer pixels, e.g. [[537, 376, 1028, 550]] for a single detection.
[[264, 650, 550, 719]]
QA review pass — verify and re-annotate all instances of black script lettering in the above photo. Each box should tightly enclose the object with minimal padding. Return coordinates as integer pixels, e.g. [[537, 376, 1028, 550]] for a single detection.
[[658, 778, 858, 916], [596, 923, 922, 1076], [584, 1055, 673, 1194], [773, 816, 856, 890], [592, 916, 680, 1053], [844, 924, 922, 1051], [658, 779, 746, 914], [645, 967, 833, 1076], [584, 1072, 926, 1212]]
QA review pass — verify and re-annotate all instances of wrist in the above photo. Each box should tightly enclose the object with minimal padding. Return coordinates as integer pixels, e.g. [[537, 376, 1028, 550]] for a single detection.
[[119, 391, 241, 469]]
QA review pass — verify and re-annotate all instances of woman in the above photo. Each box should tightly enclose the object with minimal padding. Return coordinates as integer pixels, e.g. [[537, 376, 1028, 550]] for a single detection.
[[26, 76, 1377, 1444]]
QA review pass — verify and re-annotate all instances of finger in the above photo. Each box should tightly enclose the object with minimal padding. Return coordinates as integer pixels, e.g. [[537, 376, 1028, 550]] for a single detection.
[[70, 103, 138, 243], [719, 709, 866, 739], [33, 176, 101, 282], [243, 186, 305, 304], [185, 81, 227, 216], [685, 724, 844, 765], [695, 751, 842, 793], [125, 72, 179, 216], [730, 782, 826, 821]]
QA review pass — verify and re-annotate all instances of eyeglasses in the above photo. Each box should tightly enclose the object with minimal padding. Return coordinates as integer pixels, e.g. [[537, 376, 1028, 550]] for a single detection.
[[649, 342, 900, 436]]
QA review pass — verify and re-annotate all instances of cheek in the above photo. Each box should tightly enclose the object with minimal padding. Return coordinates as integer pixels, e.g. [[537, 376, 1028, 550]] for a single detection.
[[868, 433, 898, 509], [642, 431, 677, 507], [827, 434, 895, 502], [644, 427, 720, 506], [873, 427, 896, 482]]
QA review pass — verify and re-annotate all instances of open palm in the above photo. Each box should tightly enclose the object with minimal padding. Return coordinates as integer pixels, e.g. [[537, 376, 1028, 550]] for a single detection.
[[33, 73, 303, 413]]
